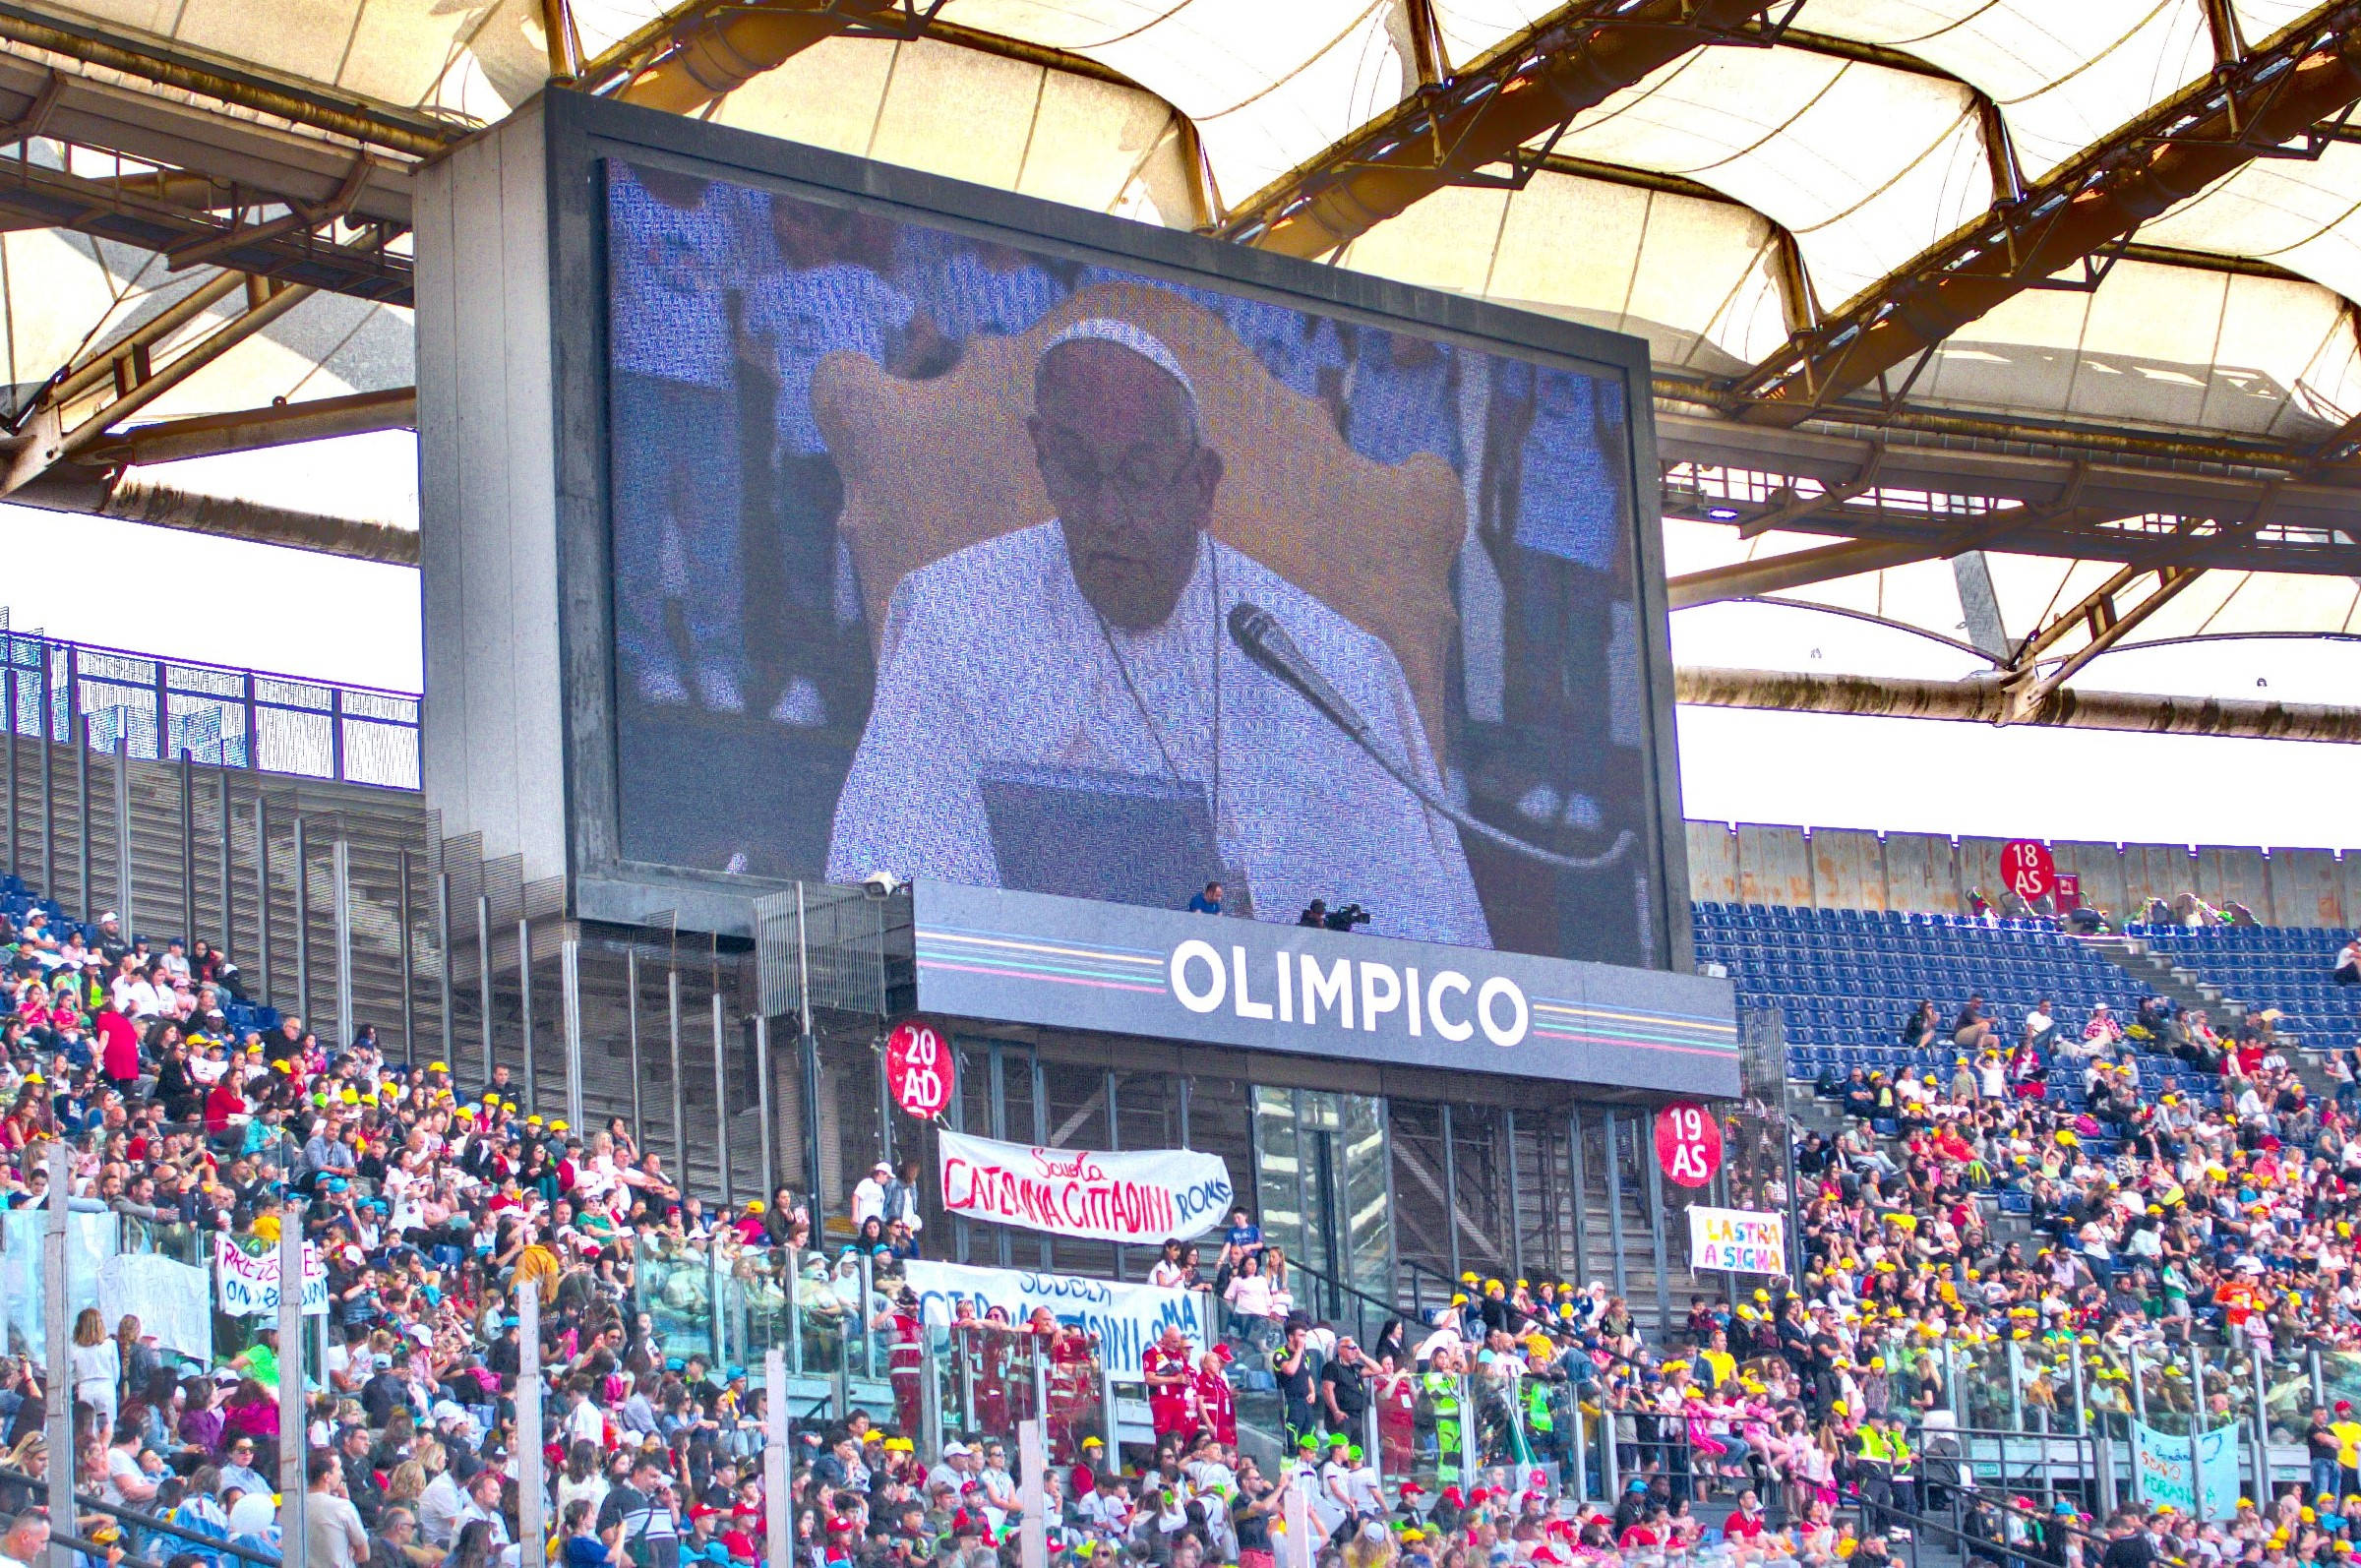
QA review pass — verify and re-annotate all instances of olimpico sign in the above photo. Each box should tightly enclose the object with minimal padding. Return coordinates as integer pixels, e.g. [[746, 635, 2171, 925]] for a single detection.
[[1166, 936, 1531, 1048], [910, 882, 1740, 1098]]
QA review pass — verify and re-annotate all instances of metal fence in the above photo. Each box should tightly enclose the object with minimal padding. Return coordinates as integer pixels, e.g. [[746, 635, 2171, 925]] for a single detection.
[[0, 613, 420, 789]]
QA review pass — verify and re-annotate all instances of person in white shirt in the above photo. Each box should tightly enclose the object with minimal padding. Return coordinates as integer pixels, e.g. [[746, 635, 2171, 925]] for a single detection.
[[1074, 1475, 1132, 1538], [116, 966, 165, 1021], [926, 1442, 977, 1497], [1345, 1449, 1383, 1518], [563, 1383, 605, 1447], [825, 319, 1489, 948], [455, 1467, 512, 1549], [1148, 1238, 1192, 1289], [1313, 1438, 1354, 1534], [2022, 998, 2056, 1050], [607, 164, 752, 710], [417, 1454, 467, 1547], [307, 1454, 370, 1568], [68, 1307, 120, 1436], [0, 1507, 46, 1568], [1412, 1304, 1463, 1365], [2336, 935, 2361, 986], [851, 1161, 891, 1228]]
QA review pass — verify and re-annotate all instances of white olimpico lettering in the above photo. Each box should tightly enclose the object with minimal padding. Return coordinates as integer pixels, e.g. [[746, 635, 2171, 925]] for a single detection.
[[1170, 939, 1226, 1013], [1359, 962, 1402, 1031], [1232, 945, 1274, 1020], [1301, 953, 1353, 1028], [1478, 976, 1529, 1048], [1426, 971, 1473, 1042]]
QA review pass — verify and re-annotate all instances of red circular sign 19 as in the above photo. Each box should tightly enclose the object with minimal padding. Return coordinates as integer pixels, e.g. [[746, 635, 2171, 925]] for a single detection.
[[885, 1020, 954, 1120], [2001, 838, 2056, 900], [1655, 1101, 1723, 1188]]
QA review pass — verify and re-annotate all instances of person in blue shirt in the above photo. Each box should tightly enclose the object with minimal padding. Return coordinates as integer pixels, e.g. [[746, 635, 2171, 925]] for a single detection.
[[605, 163, 755, 713], [562, 1497, 625, 1566], [1222, 1208, 1262, 1275], [1185, 881, 1225, 915]]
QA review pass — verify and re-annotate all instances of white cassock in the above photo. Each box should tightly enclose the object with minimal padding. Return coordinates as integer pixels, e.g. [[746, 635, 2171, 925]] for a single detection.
[[826, 520, 1491, 948]]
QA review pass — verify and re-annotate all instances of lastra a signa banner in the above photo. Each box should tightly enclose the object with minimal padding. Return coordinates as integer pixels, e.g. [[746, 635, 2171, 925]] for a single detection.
[[937, 1128, 1233, 1244]]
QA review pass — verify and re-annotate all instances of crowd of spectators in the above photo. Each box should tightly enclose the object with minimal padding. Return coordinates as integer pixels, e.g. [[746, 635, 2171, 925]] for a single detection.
[[5, 864, 2361, 1568]]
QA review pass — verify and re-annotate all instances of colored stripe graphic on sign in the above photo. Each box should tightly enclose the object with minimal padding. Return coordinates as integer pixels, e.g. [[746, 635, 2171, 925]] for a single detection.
[[917, 924, 1170, 995]]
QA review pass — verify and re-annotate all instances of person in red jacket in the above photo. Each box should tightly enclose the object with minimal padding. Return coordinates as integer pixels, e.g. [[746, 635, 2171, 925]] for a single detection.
[[1192, 1346, 1236, 1447], [1376, 1361, 1417, 1478], [1724, 1489, 1769, 1543], [1143, 1325, 1196, 1446], [94, 1002, 141, 1099], [875, 1288, 927, 1438], [203, 1073, 248, 1141], [1069, 1434, 1105, 1502]]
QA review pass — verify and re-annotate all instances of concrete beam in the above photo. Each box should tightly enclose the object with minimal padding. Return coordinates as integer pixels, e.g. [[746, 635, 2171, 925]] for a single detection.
[[7, 470, 417, 564], [1675, 666, 2361, 743], [85, 388, 417, 467]]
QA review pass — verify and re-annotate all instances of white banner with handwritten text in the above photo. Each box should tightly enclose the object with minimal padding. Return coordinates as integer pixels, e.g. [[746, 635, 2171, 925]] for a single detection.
[[937, 1128, 1231, 1244]]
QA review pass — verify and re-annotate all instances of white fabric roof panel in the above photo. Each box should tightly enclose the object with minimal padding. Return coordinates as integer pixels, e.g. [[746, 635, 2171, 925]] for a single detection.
[[0, 229, 134, 396], [1428, 1, 1553, 74], [55, 0, 546, 123], [939, 0, 1413, 211], [1340, 171, 1792, 372], [711, 34, 1195, 224], [1796, 0, 2217, 181], [1906, 260, 2361, 439], [2231, 0, 2329, 38], [2138, 147, 2361, 308], [0, 224, 404, 421], [1544, 47, 1992, 314], [13, 0, 2361, 454]]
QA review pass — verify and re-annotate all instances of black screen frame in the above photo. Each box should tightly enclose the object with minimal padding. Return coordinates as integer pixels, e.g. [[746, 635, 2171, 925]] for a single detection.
[[539, 88, 1694, 971]]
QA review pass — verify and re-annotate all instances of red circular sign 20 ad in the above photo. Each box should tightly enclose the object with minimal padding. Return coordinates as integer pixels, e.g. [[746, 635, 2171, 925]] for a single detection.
[[885, 1020, 955, 1119]]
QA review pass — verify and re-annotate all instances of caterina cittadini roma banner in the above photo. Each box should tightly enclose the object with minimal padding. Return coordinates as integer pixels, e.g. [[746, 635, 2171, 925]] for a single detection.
[[937, 1128, 1233, 1244]]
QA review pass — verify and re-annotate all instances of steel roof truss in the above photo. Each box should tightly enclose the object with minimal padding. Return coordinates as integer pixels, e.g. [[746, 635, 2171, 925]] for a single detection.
[[1732, 0, 2361, 424]]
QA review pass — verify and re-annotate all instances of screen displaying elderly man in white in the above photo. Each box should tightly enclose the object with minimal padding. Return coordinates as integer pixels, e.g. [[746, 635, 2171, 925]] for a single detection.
[[824, 318, 1491, 948]]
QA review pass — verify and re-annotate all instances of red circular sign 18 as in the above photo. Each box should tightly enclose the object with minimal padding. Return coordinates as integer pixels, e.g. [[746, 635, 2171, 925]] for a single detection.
[[2000, 838, 2056, 900], [1655, 1101, 1723, 1188], [885, 1020, 954, 1119]]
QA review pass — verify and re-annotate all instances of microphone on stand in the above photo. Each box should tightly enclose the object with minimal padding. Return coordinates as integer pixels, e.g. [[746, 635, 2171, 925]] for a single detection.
[[1225, 602, 1636, 874]]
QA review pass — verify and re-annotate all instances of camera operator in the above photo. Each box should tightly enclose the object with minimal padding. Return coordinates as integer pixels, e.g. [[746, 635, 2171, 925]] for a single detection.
[[1298, 899, 1374, 933]]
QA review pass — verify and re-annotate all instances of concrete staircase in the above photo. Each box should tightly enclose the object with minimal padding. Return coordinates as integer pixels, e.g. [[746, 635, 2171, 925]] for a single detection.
[[2079, 934, 2337, 1096], [2079, 934, 2231, 1025]]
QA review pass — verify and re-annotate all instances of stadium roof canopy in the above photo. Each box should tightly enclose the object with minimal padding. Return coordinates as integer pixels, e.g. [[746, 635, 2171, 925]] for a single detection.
[[0, 0, 2356, 731]]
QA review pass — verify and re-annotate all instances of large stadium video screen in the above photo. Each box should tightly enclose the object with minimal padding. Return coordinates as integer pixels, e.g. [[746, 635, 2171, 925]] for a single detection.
[[601, 157, 1674, 967]]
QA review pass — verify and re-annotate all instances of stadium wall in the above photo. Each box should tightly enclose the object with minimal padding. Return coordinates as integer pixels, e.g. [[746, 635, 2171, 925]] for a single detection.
[[1688, 820, 2361, 926]]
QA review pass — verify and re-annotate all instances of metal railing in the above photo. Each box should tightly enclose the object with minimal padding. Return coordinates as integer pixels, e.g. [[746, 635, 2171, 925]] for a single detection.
[[0, 1464, 284, 1567], [0, 618, 419, 790]]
